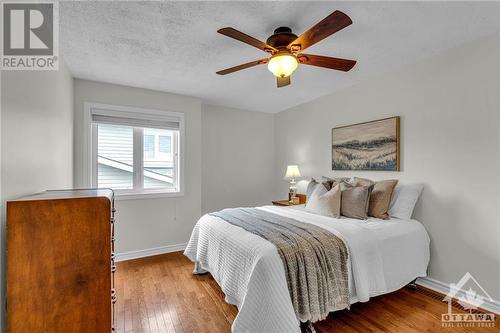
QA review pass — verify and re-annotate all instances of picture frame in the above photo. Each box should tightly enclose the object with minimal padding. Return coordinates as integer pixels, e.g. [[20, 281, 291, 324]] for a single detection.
[[332, 116, 400, 171]]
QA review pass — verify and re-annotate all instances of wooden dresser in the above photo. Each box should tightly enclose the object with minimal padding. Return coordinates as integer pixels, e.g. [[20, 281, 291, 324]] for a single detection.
[[6, 189, 116, 332]]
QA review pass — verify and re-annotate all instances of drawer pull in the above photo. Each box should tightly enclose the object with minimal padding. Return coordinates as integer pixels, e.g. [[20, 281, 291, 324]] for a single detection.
[[111, 264, 117, 273], [111, 288, 116, 297]]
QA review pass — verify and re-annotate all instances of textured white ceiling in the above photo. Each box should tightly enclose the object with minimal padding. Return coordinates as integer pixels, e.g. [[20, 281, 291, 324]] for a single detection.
[[60, 1, 500, 113]]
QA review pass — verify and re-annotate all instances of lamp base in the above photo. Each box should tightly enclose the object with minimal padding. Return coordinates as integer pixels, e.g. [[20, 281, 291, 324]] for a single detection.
[[289, 178, 297, 202]]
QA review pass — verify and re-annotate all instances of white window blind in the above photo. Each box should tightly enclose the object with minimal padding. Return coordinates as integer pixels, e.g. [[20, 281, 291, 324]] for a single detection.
[[91, 114, 180, 130]]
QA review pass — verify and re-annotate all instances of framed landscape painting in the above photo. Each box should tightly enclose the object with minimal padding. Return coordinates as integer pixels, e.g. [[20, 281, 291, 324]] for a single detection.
[[332, 116, 400, 171]]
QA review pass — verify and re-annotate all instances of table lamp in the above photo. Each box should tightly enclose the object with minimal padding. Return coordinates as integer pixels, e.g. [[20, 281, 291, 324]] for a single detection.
[[284, 165, 301, 202]]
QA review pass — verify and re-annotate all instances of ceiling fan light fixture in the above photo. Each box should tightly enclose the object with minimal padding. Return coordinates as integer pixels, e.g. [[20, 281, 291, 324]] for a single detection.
[[267, 53, 298, 78], [216, 10, 356, 88]]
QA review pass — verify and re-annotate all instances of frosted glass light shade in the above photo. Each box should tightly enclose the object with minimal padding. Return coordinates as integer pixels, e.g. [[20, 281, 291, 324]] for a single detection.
[[267, 54, 298, 78], [285, 165, 301, 179]]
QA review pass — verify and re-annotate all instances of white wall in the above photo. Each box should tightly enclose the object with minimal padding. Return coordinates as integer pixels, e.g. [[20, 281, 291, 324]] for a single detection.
[[74, 79, 202, 254], [1, 60, 74, 331], [274, 33, 500, 300], [1, 63, 74, 200], [201, 104, 275, 213]]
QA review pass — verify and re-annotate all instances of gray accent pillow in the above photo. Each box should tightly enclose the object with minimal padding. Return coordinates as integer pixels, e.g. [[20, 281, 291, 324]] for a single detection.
[[307, 177, 338, 198], [306, 178, 319, 199], [321, 176, 351, 190], [320, 176, 334, 190], [340, 184, 375, 220], [305, 183, 341, 218]]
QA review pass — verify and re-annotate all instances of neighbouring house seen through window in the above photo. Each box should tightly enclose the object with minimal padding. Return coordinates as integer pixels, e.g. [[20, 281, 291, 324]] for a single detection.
[[159, 135, 171, 154], [144, 134, 155, 159], [143, 128, 175, 189]]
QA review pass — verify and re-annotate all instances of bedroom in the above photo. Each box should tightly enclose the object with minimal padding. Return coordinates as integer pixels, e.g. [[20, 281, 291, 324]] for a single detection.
[[1, 1, 499, 332]]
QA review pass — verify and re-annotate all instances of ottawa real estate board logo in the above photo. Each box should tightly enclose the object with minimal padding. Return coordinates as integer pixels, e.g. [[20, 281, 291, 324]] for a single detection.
[[442, 272, 496, 328], [1, 1, 59, 70]]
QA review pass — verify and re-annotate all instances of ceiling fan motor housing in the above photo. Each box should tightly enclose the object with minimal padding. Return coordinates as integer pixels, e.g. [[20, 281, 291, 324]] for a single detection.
[[266, 27, 298, 50]]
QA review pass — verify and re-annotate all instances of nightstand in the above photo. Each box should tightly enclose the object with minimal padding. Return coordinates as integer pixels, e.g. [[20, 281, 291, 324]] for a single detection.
[[272, 194, 306, 206]]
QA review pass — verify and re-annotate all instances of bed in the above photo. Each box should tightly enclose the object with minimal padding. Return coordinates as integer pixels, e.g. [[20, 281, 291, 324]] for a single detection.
[[184, 204, 430, 333]]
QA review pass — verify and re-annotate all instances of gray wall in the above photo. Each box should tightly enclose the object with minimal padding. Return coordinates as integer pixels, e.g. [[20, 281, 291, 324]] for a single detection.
[[73, 79, 202, 254], [1, 60, 74, 330], [201, 104, 275, 213], [273, 34, 500, 299]]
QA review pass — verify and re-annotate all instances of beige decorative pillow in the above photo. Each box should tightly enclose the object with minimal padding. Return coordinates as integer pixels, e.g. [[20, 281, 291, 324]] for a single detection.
[[305, 183, 341, 218], [351, 177, 374, 187], [352, 177, 399, 219], [340, 184, 374, 219]]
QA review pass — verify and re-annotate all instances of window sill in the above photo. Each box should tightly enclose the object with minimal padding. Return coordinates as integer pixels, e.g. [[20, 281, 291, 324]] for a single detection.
[[114, 190, 184, 201]]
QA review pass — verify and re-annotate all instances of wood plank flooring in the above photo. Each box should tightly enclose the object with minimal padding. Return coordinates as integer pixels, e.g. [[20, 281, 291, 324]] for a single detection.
[[114, 252, 499, 333]]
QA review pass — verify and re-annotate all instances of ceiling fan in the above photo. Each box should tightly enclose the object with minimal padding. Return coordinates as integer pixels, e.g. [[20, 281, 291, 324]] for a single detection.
[[216, 10, 356, 88]]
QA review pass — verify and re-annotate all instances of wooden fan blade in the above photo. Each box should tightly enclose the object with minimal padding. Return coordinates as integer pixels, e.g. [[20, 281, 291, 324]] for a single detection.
[[218, 27, 278, 54], [298, 54, 356, 72], [277, 76, 291, 88], [288, 10, 352, 52], [216, 59, 268, 75]]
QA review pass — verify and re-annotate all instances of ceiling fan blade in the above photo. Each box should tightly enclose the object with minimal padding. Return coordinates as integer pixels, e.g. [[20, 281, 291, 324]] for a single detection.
[[216, 59, 268, 75], [298, 54, 356, 72], [277, 76, 291, 88], [218, 27, 278, 54], [288, 10, 352, 52]]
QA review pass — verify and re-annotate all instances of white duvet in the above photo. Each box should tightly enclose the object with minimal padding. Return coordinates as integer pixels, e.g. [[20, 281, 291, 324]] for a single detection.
[[184, 205, 430, 333]]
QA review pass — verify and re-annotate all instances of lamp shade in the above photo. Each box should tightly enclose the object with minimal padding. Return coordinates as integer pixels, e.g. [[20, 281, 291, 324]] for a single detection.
[[267, 54, 298, 78], [284, 165, 301, 179]]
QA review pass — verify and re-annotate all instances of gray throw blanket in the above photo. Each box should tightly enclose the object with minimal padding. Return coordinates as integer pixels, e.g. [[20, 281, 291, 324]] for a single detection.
[[210, 208, 349, 322]]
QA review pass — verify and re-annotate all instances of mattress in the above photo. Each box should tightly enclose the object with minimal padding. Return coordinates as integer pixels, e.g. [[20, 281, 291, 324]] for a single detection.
[[184, 205, 430, 333]]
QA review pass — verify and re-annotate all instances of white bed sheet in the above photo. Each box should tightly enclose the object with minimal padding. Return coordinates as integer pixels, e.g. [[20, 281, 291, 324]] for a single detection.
[[184, 205, 430, 333]]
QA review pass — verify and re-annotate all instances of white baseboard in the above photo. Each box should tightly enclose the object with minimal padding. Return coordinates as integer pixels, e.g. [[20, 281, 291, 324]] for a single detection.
[[115, 243, 187, 262], [417, 277, 500, 315]]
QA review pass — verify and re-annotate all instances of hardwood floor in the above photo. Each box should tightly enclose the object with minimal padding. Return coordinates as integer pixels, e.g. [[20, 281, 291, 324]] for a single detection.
[[115, 252, 499, 333]]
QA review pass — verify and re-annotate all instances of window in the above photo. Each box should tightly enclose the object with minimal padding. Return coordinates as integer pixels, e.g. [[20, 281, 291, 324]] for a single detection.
[[87, 103, 183, 198]]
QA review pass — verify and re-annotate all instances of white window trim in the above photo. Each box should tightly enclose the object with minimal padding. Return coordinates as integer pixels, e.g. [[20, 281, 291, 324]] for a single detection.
[[83, 102, 185, 200]]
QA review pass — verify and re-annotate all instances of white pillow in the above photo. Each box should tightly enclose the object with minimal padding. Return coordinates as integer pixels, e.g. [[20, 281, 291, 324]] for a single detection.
[[305, 183, 341, 218], [388, 184, 424, 220]]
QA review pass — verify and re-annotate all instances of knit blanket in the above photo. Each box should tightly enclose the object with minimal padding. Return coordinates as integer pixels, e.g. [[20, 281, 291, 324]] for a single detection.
[[210, 208, 349, 322]]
